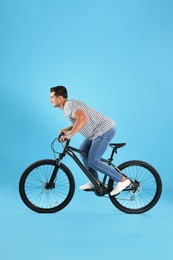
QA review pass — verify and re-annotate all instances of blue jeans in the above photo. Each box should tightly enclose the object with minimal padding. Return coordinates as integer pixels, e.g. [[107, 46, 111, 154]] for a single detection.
[[79, 126, 122, 182]]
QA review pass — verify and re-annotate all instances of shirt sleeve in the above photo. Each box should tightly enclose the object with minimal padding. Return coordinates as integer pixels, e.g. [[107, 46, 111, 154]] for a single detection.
[[70, 103, 81, 118], [65, 101, 80, 119]]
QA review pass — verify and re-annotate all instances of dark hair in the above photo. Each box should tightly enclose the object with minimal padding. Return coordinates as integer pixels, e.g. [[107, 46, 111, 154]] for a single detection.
[[50, 86, 68, 98]]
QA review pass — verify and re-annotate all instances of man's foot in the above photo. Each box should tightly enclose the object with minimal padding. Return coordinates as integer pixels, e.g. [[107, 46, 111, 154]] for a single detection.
[[110, 179, 131, 196], [79, 181, 95, 190]]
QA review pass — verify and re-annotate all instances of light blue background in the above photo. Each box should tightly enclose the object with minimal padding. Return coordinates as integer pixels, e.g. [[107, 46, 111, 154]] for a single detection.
[[0, 0, 173, 259]]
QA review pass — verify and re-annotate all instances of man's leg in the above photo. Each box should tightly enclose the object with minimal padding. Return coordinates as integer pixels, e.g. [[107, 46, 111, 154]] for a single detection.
[[87, 127, 123, 182], [79, 139, 99, 182]]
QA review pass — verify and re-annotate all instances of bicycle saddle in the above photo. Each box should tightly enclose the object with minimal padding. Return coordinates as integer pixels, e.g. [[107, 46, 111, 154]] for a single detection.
[[109, 143, 126, 149]]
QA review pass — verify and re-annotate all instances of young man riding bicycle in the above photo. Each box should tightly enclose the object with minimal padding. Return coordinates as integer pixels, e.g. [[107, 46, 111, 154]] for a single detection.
[[50, 85, 131, 196]]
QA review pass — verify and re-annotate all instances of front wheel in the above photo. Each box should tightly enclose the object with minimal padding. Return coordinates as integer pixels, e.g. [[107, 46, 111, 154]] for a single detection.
[[108, 160, 162, 214], [19, 159, 75, 213]]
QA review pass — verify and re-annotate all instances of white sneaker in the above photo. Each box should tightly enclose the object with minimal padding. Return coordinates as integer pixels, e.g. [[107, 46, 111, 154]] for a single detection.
[[110, 179, 131, 196], [79, 181, 95, 190]]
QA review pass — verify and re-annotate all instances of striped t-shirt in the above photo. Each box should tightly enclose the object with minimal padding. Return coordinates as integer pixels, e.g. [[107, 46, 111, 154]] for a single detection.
[[64, 100, 115, 140]]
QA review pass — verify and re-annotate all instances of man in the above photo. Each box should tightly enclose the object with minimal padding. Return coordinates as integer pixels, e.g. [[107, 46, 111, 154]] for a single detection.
[[50, 85, 131, 196]]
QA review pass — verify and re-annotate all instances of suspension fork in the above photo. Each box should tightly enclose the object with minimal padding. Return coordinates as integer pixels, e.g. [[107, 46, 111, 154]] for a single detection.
[[46, 159, 61, 189], [47, 140, 70, 189]]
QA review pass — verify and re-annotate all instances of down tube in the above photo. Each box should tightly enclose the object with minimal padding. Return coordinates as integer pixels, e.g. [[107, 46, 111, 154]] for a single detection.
[[67, 150, 100, 189]]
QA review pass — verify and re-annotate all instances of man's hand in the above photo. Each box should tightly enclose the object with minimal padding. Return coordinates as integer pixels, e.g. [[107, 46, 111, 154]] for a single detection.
[[59, 134, 71, 142]]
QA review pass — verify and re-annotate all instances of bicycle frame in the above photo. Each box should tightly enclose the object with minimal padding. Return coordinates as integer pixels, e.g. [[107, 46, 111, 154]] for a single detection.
[[56, 140, 103, 192], [50, 139, 127, 195]]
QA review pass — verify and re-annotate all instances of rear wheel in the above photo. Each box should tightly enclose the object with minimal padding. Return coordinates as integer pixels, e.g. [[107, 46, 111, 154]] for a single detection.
[[19, 159, 75, 213], [108, 160, 162, 214]]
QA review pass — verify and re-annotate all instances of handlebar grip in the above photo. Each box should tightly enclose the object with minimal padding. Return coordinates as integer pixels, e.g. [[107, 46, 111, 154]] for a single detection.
[[58, 132, 69, 142], [58, 132, 65, 142]]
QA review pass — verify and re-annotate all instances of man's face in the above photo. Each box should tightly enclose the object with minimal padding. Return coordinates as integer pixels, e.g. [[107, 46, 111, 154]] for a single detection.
[[50, 92, 61, 107]]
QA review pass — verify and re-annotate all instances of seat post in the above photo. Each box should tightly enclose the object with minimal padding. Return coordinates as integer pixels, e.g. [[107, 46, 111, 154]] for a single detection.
[[108, 147, 117, 162]]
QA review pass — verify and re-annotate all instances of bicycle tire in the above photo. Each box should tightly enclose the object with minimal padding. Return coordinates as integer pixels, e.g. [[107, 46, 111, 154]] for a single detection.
[[108, 160, 162, 214], [19, 159, 75, 213]]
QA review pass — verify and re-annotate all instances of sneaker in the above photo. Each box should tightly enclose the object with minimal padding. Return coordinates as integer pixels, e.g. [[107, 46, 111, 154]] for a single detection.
[[110, 179, 131, 196], [79, 181, 95, 190]]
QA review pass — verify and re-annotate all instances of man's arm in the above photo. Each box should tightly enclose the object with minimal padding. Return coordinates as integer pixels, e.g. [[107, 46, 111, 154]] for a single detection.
[[60, 126, 73, 135], [60, 109, 88, 141]]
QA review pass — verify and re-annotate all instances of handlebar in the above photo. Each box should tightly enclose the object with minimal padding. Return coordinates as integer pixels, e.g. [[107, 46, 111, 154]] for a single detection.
[[51, 134, 70, 155], [58, 132, 64, 142], [58, 132, 69, 142]]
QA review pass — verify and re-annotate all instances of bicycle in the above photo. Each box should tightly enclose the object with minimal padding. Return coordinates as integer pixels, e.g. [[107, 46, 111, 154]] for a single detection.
[[19, 134, 162, 214]]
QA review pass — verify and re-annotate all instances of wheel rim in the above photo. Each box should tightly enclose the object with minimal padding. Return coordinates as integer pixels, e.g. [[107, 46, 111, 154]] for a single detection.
[[109, 161, 161, 213], [22, 163, 72, 211]]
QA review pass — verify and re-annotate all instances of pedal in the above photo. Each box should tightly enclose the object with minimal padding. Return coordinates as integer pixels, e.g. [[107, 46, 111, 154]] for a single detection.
[[83, 188, 95, 192]]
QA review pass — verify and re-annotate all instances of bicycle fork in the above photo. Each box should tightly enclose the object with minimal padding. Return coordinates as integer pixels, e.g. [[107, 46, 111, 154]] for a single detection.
[[45, 159, 61, 190]]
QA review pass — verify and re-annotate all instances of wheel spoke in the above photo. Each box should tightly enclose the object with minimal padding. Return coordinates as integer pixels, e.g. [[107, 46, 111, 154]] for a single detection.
[[109, 161, 162, 213], [19, 160, 75, 213]]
